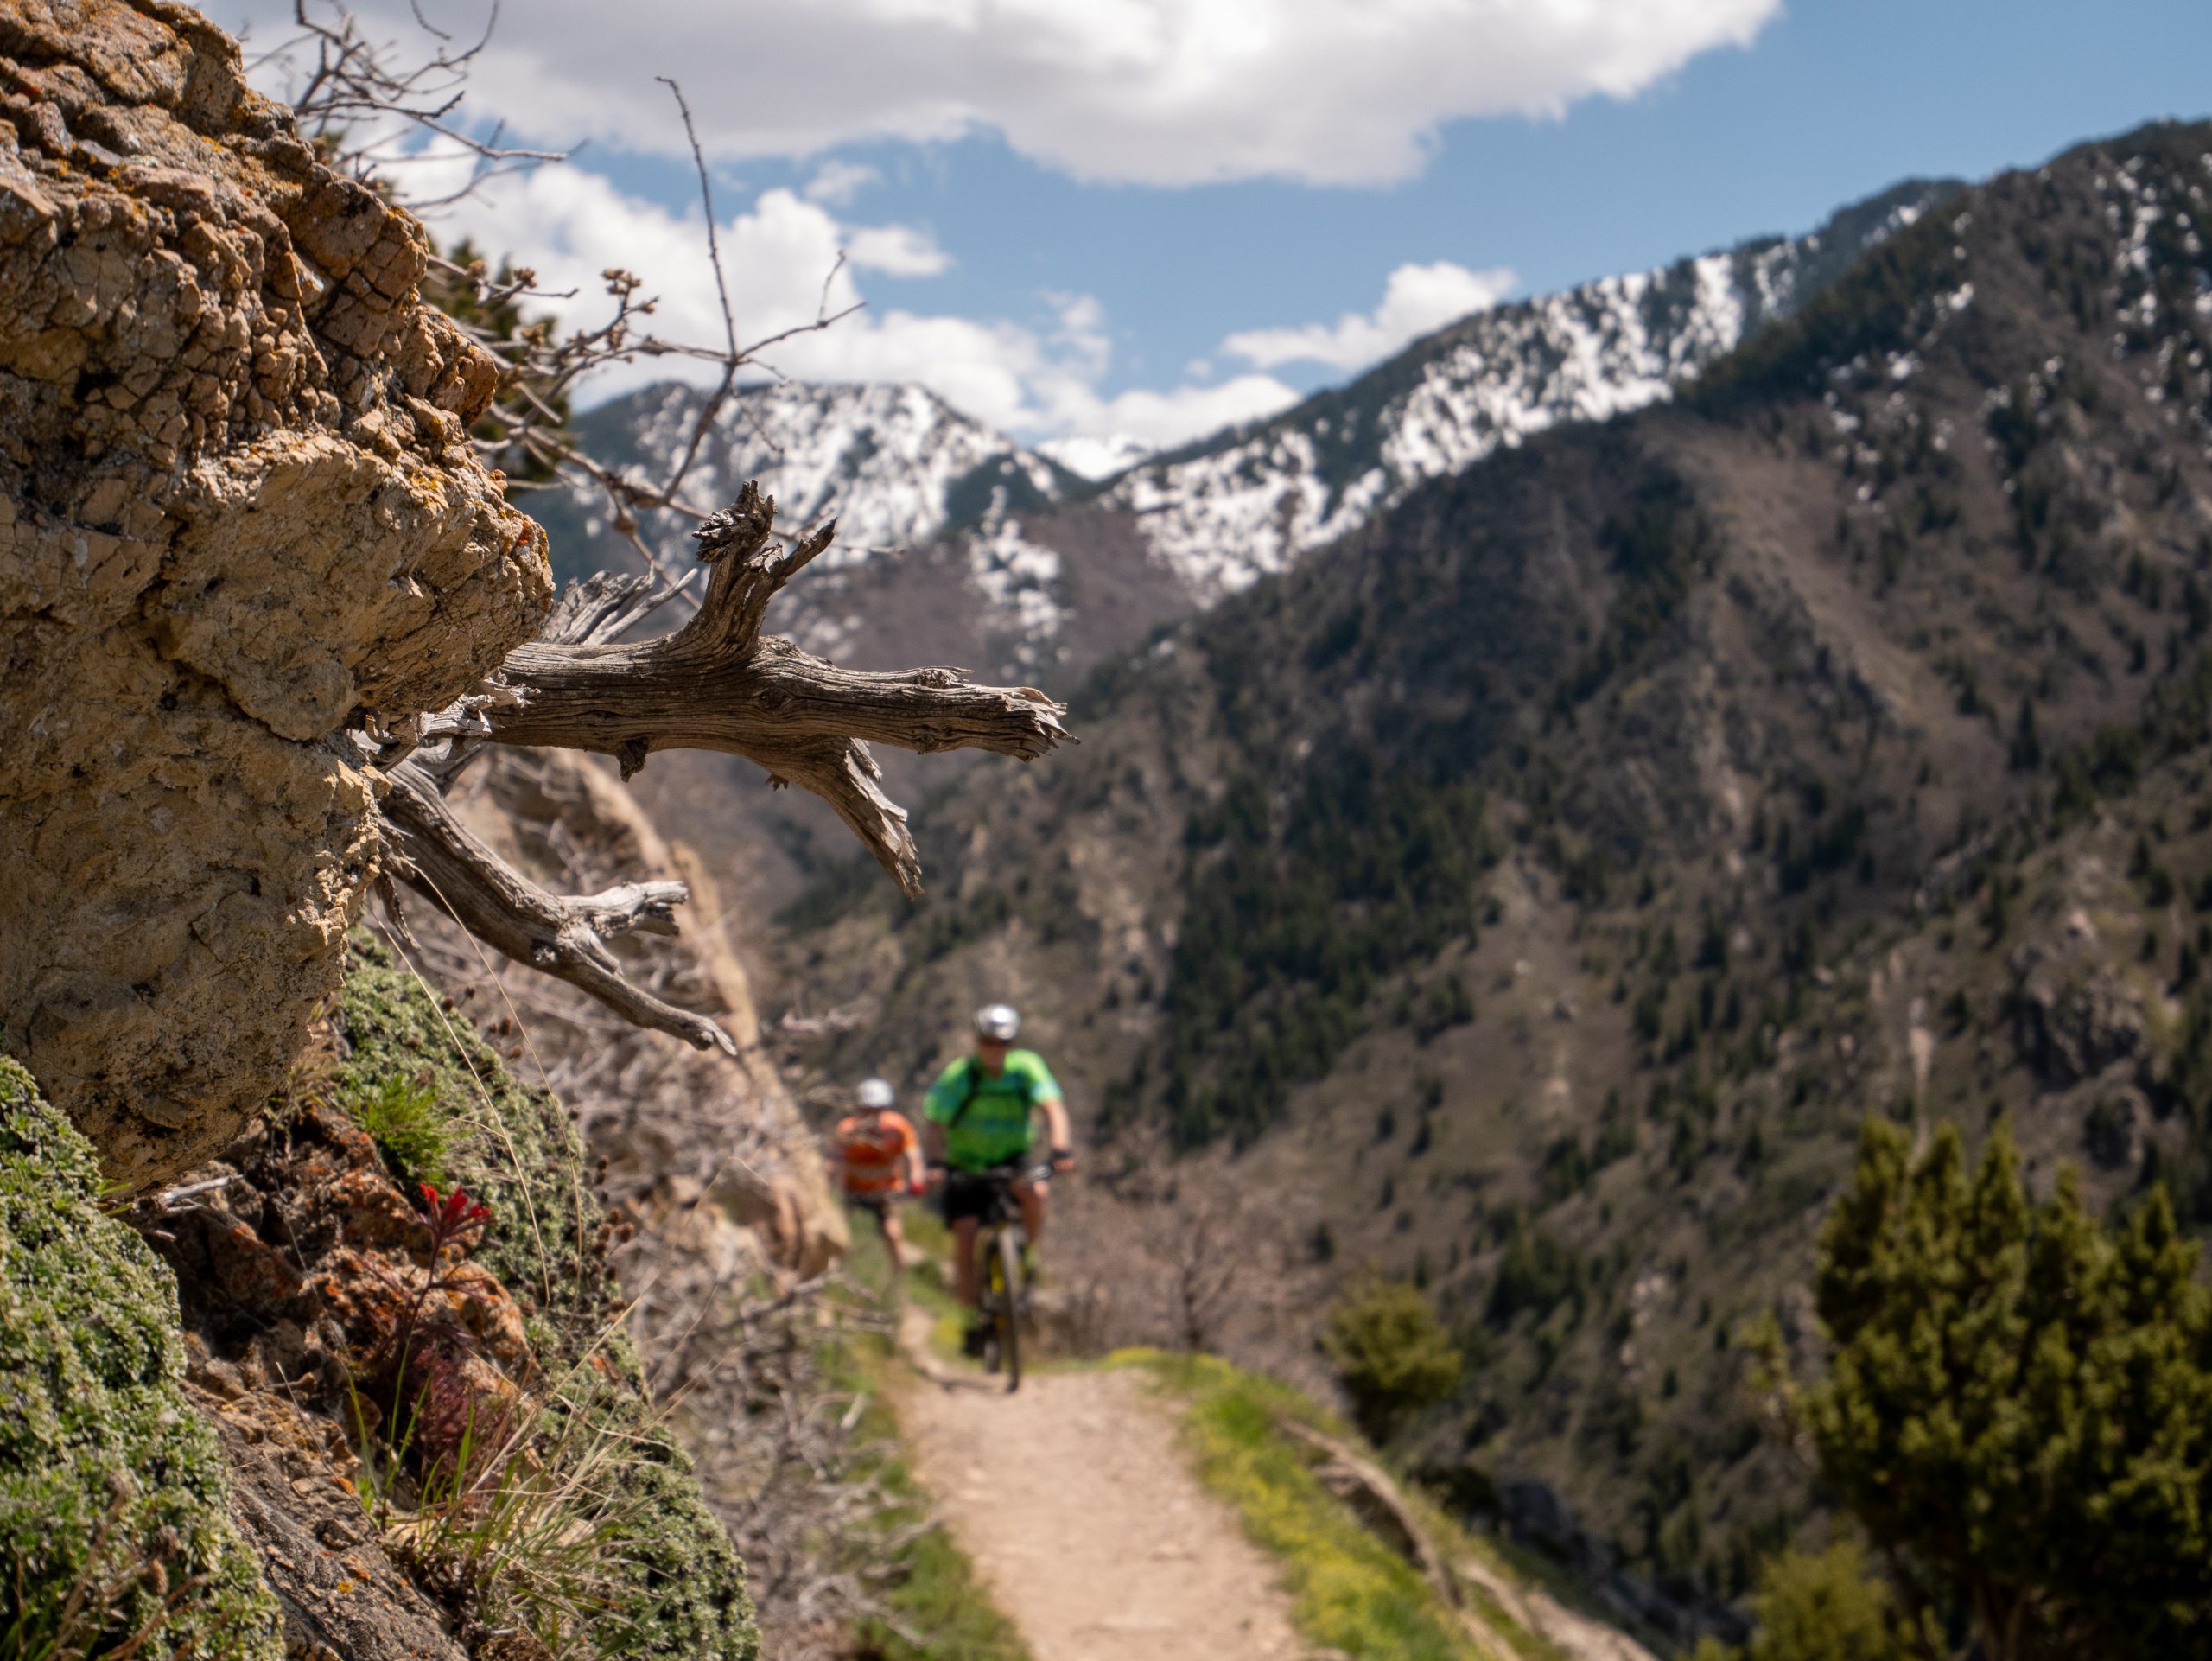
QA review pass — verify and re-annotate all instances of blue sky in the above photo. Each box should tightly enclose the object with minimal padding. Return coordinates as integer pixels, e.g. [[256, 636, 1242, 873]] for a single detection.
[[230, 0, 2212, 456]]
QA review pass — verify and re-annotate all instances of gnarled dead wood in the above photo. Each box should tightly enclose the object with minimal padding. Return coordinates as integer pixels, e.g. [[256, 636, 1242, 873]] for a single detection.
[[483, 483, 1071, 894], [1278, 1417, 1463, 1609], [379, 760, 738, 1055]]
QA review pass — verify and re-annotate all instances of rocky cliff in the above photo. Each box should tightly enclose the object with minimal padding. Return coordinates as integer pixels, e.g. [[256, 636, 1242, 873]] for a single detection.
[[0, 7, 863, 1657], [0, 0, 550, 1192]]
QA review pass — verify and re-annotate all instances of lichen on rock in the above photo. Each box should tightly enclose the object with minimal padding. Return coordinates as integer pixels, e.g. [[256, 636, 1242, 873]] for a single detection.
[[0, 1053, 283, 1661], [144, 939, 760, 1659], [0, 0, 552, 1193], [334, 940, 760, 1659]]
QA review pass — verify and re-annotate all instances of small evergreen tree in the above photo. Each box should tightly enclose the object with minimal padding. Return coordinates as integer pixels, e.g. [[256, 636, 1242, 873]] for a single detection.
[[1692, 1541, 1927, 1661], [1322, 1278, 1462, 1443], [1762, 1119, 2212, 1660], [2008, 695, 2042, 771]]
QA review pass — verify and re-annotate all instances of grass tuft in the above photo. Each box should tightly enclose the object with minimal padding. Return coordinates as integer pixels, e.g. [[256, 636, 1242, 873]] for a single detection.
[[343, 1074, 462, 1187]]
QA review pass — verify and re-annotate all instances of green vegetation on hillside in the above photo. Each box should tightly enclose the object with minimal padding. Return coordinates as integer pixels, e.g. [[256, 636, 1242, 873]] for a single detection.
[[1156, 759, 1493, 1145], [1125, 1350, 1560, 1661], [0, 1056, 283, 1661]]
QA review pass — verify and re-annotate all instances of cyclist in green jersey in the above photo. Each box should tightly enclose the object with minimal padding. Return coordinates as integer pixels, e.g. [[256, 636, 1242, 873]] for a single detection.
[[922, 1004, 1075, 1343]]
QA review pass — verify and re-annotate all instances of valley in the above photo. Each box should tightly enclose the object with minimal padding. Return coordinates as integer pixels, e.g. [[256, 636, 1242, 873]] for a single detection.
[[727, 118, 2212, 1638]]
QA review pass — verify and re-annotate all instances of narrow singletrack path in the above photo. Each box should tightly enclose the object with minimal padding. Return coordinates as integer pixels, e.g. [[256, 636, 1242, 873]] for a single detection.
[[896, 1308, 1309, 1661]]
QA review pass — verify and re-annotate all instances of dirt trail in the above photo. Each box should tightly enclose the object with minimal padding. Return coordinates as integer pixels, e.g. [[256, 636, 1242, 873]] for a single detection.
[[895, 1308, 1309, 1661]]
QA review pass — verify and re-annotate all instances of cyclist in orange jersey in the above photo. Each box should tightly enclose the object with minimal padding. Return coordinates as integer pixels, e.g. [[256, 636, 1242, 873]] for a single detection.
[[830, 1077, 925, 1282]]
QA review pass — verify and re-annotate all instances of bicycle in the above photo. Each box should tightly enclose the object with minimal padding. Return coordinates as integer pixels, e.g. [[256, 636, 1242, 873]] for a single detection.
[[961, 1161, 1054, 1393]]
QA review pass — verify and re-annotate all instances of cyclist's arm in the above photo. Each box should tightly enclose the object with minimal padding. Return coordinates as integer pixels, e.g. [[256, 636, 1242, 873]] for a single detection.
[[920, 1118, 947, 1168], [1038, 1095, 1072, 1161], [901, 1120, 928, 1190]]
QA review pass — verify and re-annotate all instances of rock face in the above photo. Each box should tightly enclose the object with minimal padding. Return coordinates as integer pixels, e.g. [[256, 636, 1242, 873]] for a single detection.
[[446, 748, 849, 1276], [0, 1, 550, 1191]]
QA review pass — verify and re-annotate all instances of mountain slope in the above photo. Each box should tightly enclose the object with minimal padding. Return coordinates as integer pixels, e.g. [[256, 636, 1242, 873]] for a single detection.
[[554, 179, 1958, 923], [543, 178, 1955, 687], [772, 118, 2212, 1638], [1102, 178, 1951, 602]]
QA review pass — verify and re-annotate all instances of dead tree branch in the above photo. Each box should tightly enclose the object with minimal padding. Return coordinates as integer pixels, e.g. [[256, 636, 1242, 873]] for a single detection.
[[481, 485, 1070, 893], [379, 760, 738, 1054]]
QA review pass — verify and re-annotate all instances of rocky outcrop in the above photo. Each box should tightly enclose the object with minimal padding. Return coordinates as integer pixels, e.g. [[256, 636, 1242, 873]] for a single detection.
[[445, 748, 849, 1278], [0, 0, 550, 1192], [142, 941, 761, 1659], [2008, 947, 2148, 1088], [0, 1053, 283, 1660]]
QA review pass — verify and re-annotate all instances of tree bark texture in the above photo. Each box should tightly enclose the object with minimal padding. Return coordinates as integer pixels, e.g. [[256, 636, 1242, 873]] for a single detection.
[[484, 485, 1070, 893], [379, 760, 738, 1055]]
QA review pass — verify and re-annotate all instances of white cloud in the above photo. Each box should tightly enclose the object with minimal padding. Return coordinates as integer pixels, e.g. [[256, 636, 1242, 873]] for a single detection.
[[804, 159, 880, 206], [222, 0, 1779, 188], [1222, 260, 1517, 372], [1064, 375, 1301, 449], [845, 222, 950, 277], [416, 150, 1287, 449]]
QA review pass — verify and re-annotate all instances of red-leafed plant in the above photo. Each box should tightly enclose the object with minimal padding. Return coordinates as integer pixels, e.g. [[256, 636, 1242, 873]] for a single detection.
[[382, 1181, 493, 1378]]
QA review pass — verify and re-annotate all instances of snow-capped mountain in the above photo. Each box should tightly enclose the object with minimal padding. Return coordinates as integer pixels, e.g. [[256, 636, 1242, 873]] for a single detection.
[[1101, 177, 1953, 601], [538, 175, 1956, 677], [1037, 433, 1155, 481], [540, 380, 1081, 579]]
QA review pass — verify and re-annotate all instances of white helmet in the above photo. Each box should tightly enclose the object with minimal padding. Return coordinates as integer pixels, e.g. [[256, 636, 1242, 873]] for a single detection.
[[855, 1077, 895, 1110], [974, 1003, 1020, 1042]]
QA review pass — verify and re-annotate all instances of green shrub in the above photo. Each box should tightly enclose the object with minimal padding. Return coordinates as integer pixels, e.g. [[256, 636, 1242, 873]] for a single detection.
[[1691, 1540, 1922, 1661], [1323, 1278, 1462, 1442]]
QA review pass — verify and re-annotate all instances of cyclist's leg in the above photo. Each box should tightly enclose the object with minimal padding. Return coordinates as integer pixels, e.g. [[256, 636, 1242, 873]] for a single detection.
[[880, 1201, 906, 1276], [1013, 1173, 1049, 1245], [950, 1215, 982, 1307]]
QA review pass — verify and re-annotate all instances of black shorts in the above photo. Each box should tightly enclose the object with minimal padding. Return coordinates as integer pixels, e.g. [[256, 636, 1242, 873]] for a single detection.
[[848, 1193, 894, 1225], [938, 1161, 1027, 1227]]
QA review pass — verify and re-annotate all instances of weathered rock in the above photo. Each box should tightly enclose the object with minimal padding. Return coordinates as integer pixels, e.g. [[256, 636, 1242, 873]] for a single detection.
[[0, 1, 550, 1192], [2009, 948, 2147, 1087], [0, 1053, 284, 1661], [448, 748, 849, 1276], [194, 1353, 471, 1661]]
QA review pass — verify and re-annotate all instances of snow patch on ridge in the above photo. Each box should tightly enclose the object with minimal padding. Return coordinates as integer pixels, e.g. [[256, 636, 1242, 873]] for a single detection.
[[625, 381, 1065, 565]]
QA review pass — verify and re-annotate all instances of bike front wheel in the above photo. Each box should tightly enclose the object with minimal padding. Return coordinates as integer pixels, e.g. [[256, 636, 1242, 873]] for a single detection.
[[989, 1225, 1022, 1392]]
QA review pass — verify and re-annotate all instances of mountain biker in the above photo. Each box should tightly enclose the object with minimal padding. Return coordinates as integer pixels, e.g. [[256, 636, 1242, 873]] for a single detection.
[[922, 1004, 1074, 1352], [830, 1077, 925, 1282]]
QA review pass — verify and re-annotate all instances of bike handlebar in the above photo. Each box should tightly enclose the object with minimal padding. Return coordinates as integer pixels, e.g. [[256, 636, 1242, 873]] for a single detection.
[[925, 1160, 1068, 1187]]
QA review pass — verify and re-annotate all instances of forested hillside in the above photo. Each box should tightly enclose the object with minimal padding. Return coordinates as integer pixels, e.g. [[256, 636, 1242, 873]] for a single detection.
[[779, 118, 2212, 1627], [541, 179, 1950, 914]]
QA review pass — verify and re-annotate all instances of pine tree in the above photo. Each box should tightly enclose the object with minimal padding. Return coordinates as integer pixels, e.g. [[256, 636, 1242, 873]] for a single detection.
[[1764, 1120, 2212, 1659], [2009, 695, 2043, 771]]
